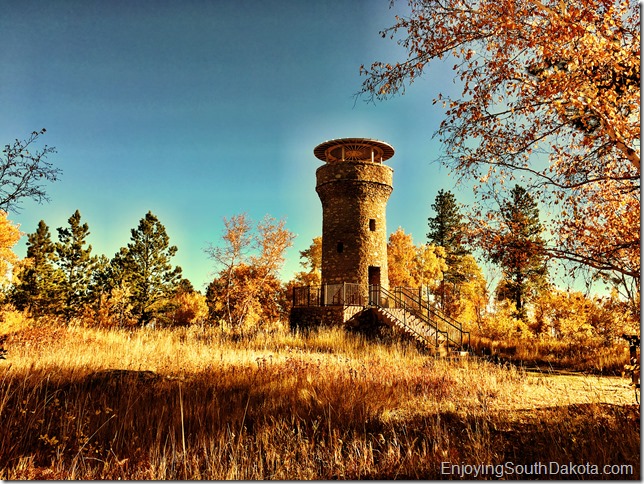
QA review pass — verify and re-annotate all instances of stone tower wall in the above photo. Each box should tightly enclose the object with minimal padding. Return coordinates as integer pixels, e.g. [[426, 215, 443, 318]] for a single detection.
[[315, 160, 393, 295]]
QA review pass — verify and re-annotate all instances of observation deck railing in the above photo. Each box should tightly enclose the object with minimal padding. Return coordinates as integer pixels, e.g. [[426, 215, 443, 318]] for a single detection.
[[292, 283, 365, 307], [292, 283, 470, 350]]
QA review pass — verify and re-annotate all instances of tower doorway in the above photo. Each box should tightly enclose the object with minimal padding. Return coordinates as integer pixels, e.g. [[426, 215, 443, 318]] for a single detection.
[[368, 266, 381, 286], [368, 266, 381, 305]]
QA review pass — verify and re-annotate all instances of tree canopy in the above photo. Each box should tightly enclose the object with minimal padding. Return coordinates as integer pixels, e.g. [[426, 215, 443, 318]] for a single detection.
[[56, 210, 96, 319], [292, 236, 322, 287], [388, 227, 446, 288], [360, 0, 640, 290], [205, 213, 295, 329], [114, 211, 182, 324], [486, 185, 549, 319], [12, 220, 63, 315], [427, 190, 471, 313], [0, 212, 21, 287]]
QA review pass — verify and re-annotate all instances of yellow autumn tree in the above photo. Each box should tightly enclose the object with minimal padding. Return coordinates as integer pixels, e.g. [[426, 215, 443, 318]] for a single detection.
[[388, 227, 418, 288], [532, 288, 637, 343], [168, 290, 209, 326], [205, 213, 295, 330], [0, 211, 20, 286], [451, 254, 488, 330], [387, 227, 446, 289], [360, 0, 639, 307], [0, 211, 25, 338]]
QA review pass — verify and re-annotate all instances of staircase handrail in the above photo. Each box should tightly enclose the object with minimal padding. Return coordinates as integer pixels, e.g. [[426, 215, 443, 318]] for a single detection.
[[395, 287, 470, 350], [376, 286, 448, 348], [379, 306, 446, 348], [430, 307, 471, 350]]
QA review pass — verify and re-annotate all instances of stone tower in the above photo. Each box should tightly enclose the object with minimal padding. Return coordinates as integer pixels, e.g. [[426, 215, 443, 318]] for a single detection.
[[313, 138, 395, 301]]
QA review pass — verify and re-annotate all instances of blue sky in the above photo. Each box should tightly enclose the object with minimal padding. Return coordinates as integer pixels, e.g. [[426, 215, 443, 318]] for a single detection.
[[1, 0, 473, 292]]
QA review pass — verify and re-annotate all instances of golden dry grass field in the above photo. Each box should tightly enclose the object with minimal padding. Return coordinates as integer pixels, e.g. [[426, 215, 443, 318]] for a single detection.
[[0, 322, 639, 479]]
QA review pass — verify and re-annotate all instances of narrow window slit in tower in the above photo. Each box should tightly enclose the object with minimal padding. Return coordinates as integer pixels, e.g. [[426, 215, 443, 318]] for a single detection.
[[369, 219, 376, 231], [337, 242, 344, 253]]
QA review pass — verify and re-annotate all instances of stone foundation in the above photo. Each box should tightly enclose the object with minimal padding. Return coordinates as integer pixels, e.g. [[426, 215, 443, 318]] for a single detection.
[[289, 305, 366, 330]]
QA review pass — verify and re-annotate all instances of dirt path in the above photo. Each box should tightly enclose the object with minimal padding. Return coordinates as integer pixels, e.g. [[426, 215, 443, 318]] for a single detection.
[[513, 371, 638, 410]]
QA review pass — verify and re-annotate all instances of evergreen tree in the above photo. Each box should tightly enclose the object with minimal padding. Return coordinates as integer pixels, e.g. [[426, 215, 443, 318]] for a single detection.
[[88, 255, 113, 297], [175, 278, 195, 295], [12, 220, 63, 315], [427, 190, 470, 314], [56, 210, 96, 319], [292, 236, 322, 286], [488, 185, 548, 319], [118, 211, 182, 324], [87, 254, 117, 313]]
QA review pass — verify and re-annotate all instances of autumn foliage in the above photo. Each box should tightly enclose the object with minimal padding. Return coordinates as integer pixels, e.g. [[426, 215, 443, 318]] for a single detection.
[[0, 0, 640, 347], [360, 0, 639, 301], [387, 227, 445, 289], [0, 211, 21, 285], [205, 214, 294, 332]]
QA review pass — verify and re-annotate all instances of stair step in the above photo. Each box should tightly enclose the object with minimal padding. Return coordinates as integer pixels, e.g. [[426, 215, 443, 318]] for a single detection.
[[372, 306, 465, 352]]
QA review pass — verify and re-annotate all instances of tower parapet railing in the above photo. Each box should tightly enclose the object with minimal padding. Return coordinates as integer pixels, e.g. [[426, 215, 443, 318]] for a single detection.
[[292, 283, 366, 307], [292, 285, 322, 307]]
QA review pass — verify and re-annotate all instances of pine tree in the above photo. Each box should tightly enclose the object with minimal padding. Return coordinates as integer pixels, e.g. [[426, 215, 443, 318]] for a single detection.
[[118, 211, 182, 324], [88, 255, 113, 297], [488, 185, 548, 319], [427, 190, 470, 314], [12, 220, 63, 315], [56, 210, 96, 319], [87, 254, 117, 316], [292, 236, 322, 286]]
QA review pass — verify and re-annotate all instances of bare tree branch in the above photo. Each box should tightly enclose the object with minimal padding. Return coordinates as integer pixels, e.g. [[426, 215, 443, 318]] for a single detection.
[[1, 129, 61, 212]]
